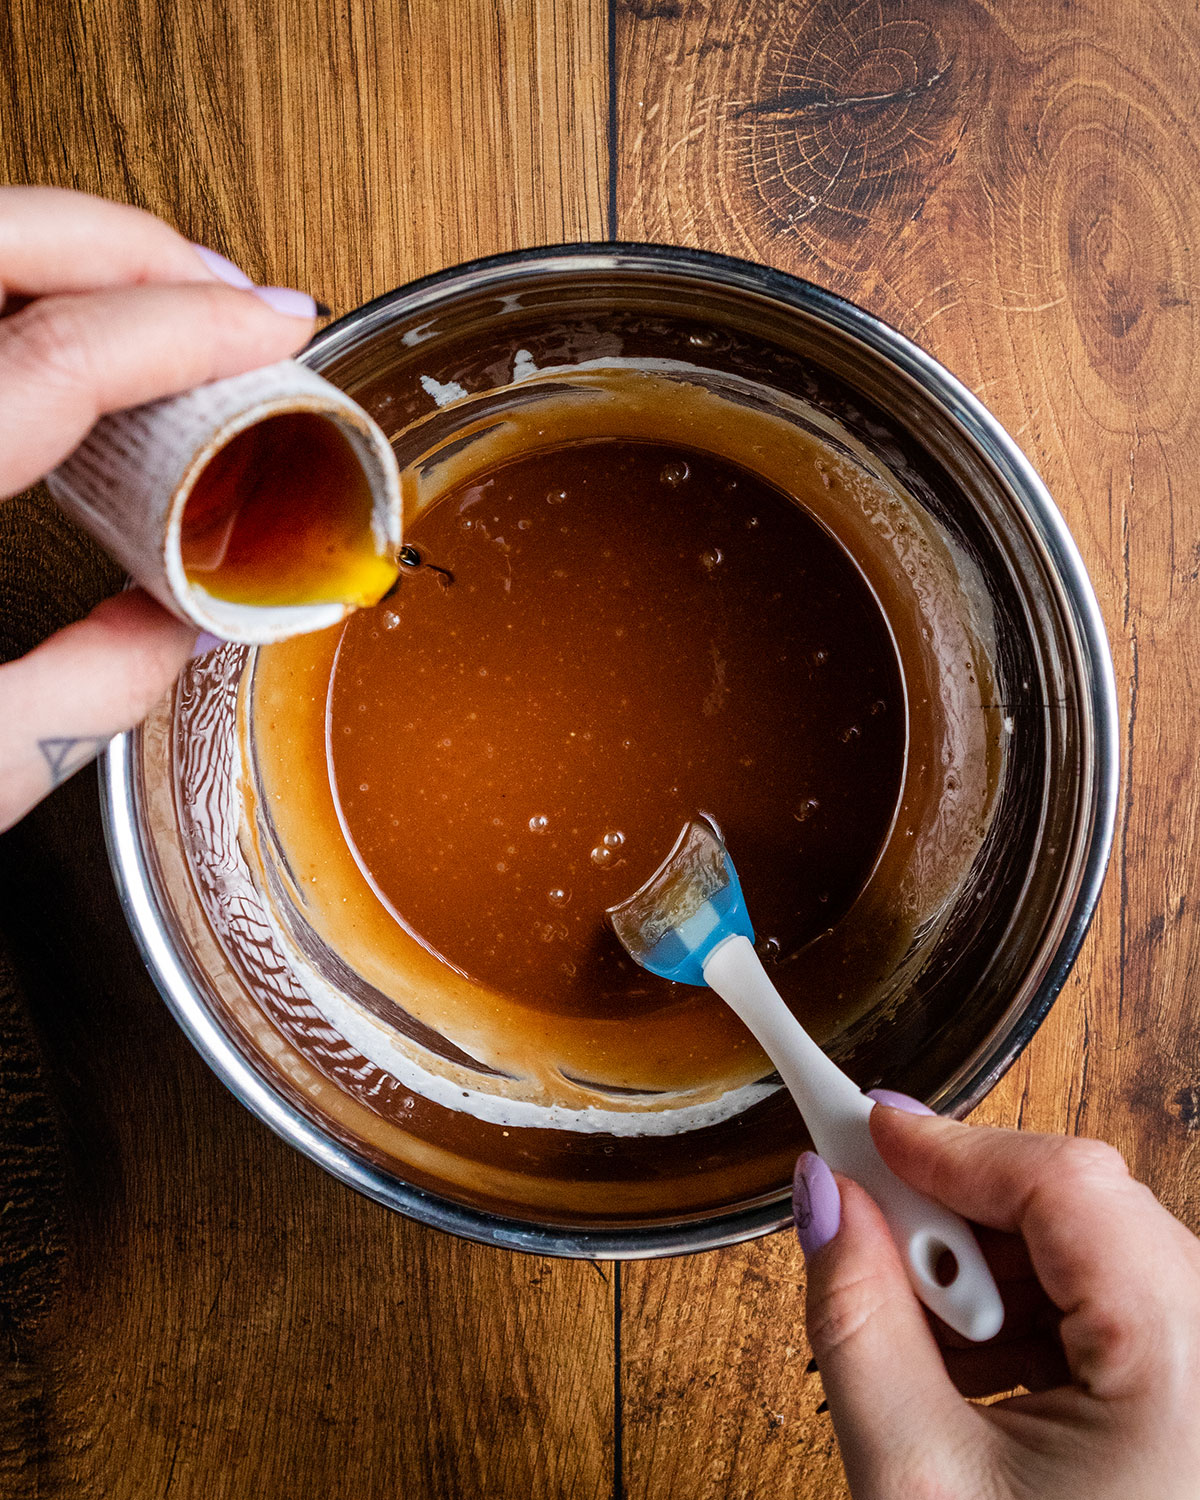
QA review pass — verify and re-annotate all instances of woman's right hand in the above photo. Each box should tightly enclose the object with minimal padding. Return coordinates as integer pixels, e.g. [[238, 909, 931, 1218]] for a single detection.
[[796, 1102, 1200, 1499]]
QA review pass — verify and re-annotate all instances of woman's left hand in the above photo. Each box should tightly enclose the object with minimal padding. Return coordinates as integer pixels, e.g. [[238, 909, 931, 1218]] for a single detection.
[[0, 186, 319, 830]]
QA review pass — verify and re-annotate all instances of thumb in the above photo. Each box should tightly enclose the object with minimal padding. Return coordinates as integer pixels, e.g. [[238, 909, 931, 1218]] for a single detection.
[[796, 1154, 980, 1497]]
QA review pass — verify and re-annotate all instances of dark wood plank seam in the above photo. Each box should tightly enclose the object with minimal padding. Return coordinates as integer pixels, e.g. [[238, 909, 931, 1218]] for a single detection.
[[608, 5, 622, 1489], [606, 0, 618, 240], [607, 13, 622, 1492], [613, 1260, 625, 1500]]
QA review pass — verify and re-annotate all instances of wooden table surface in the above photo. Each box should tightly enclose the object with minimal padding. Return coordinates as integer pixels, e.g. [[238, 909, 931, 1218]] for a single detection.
[[2, 2, 1198, 1495]]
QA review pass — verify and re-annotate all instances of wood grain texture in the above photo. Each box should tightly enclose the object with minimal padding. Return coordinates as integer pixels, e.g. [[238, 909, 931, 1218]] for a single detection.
[[616, 0, 1200, 1494], [1, 0, 607, 296], [0, 4, 611, 1498]]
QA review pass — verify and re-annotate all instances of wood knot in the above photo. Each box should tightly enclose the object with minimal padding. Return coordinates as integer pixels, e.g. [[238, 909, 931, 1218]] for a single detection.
[[733, 1, 964, 239], [1067, 171, 1151, 336], [1167, 1085, 1200, 1133], [1027, 74, 1196, 425], [1062, 153, 1182, 385]]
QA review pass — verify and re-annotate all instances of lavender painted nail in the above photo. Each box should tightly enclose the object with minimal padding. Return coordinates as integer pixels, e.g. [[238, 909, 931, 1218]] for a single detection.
[[867, 1088, 937, 1116], [190, 631, 224, 659], [252, 285, 318, 319], [794, 1151, 841, 1259], [191, 244, 255, 289]]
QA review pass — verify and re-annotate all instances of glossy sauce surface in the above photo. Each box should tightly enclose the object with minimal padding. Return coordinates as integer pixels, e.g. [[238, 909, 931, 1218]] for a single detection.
[[180, 411, 396, 607], [327, 439, 906, 1018], [230, 352, 1003, 1224]]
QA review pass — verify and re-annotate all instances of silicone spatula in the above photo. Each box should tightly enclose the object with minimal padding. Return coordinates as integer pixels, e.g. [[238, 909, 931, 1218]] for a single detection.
[[606, 815, 1004, 1343]]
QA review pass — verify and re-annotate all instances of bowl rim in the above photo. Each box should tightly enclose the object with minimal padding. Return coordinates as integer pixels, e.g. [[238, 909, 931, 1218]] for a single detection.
[[100, 241, 1120, 1259]]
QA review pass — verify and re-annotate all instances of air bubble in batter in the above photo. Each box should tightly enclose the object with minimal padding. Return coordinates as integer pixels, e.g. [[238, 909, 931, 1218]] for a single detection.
[[660, 460, 690, 487]]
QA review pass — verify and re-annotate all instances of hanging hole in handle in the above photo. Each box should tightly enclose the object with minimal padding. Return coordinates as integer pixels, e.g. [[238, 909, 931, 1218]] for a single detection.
[[913, 1232, 960, 1288], [930, 1242, 959, 1287]]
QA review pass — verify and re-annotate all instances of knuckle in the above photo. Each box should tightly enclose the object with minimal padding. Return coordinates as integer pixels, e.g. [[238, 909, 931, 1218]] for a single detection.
[[806, 1267, 893, 1361], [57, 602, 189, 731], [898, 1473, 965, 1500], [105, 673, 164, 732], [2, 297, 95, 391], [1061, 1137, 1129, 1187], [195, 279, 252, 328], [126, 666, 186, 726], [1082, 1306, 1140, 1374], [193, 279, 239, 325], [111, 649, 175, 722], [196, 282, 300, 368]]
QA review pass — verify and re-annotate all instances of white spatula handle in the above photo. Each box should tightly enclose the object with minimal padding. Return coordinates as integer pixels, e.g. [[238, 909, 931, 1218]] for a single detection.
[[703, 935, 1004, 1343]]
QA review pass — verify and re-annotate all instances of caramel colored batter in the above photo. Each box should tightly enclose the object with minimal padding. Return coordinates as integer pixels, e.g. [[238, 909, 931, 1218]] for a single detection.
[[329, 439, 904, 1018], [241, 366, 1001, 1219]]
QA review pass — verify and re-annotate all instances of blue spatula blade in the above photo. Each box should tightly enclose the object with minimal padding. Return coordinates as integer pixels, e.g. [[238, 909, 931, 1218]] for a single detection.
[[606, 816, 755, 986]]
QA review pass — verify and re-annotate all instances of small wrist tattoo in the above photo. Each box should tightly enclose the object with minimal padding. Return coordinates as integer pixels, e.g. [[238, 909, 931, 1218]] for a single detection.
[[38, 735, 112, 788]]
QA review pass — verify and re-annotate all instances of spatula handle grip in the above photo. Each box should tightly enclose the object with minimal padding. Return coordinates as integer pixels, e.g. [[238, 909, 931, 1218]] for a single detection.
[[702, 936, 1004, 1343]]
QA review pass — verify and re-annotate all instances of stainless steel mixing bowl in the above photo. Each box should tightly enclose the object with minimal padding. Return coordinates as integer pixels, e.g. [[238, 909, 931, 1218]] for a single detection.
[[101, 245, 1119, 1257]]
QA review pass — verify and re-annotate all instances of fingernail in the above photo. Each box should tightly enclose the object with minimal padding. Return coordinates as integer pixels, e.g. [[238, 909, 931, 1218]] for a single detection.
[[251, 286, 319, 318], [868, 1088, 937, 1116], [190, 631, 224, 658], [191, 244, 255, 289], [794, 1152, 841, 1259]]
